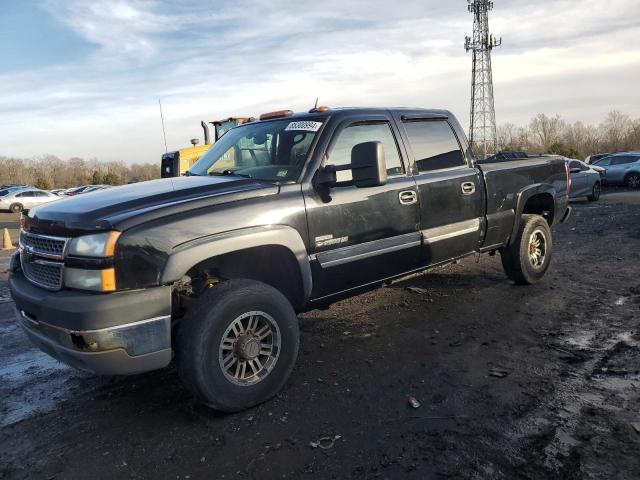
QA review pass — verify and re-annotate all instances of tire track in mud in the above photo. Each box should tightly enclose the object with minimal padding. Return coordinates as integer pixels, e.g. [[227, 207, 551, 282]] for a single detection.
[[503, 290, 640, 479]]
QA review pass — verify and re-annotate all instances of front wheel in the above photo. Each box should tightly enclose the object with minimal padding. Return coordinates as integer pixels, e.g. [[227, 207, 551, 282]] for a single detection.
[[625, 173, 640, 190], [177, 279, 300, 412], [500, 214, 553, 285], [587, 182, 601, 202]]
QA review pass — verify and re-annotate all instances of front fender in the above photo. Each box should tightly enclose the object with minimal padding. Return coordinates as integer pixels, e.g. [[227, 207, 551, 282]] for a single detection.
[[161, 225, 312, 303]]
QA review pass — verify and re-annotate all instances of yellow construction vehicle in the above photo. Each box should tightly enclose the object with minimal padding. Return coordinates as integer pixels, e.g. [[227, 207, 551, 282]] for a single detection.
[[161, 117, 250, 178]]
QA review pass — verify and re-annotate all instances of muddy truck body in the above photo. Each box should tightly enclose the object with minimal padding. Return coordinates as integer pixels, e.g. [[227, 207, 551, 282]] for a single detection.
[[9, 107, 571, 411]]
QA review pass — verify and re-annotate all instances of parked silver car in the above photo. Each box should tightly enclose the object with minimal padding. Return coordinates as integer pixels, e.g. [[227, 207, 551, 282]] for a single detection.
[[585, 153, 610, 165], [593, 153, 640, 189], [0, 189, 59, 213], [569, 160, 602, 201]]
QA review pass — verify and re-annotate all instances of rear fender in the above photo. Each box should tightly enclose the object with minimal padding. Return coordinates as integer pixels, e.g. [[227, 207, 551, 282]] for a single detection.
[[508, 184, 556, 245]]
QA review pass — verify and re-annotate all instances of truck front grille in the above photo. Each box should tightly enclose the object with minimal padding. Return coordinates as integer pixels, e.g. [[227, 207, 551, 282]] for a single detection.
[[21, 255, 64, 290], [19, 231, 69, 291], [20, 231, 67, 259]]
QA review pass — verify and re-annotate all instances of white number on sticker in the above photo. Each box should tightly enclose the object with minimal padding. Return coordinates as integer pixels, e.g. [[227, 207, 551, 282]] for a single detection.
[[285, 121, 322, 132]]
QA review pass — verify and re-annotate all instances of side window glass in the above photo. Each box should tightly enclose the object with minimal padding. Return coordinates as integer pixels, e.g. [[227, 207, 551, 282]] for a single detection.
[[570, 161, 581, 170], [327, 122, 404, 182], [403, 121, 465, 172], [614, 156, 632, 165]]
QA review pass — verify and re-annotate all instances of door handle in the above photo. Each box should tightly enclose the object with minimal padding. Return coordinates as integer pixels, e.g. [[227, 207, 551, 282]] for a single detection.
[[461, 182, 476, 195], [398, 190, 417, 205]]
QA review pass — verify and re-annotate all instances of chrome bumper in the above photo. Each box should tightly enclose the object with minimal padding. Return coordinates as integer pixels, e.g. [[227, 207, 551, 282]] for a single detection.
[[16, 309, 172, 375]]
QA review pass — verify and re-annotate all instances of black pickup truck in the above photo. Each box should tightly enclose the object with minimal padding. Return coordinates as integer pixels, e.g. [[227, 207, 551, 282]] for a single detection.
[[9, 107, 571, 411]]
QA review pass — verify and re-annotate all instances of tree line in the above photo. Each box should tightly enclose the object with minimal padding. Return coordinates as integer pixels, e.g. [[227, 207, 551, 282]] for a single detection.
[[1, 109, 638, 190], [496, 110, 640, 159], [0, 155, 159, 190]]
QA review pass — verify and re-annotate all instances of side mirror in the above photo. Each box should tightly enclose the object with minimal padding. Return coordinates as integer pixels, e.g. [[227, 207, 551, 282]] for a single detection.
[[315, 141, 387, 189], [570, 167, 581, 174], [351, 141, 387, 188]]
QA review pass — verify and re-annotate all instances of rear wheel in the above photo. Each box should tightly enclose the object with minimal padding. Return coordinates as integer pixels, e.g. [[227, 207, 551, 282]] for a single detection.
[[177, 279, 299, 412], [625, 173, 640, 190], [500, 214, 553, 285], [9, 203, 23, 213], [587, 182, 601, 202]]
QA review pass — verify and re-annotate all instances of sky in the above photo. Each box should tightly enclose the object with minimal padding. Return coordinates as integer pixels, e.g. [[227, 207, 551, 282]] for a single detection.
[[0, 0, 639, 164]]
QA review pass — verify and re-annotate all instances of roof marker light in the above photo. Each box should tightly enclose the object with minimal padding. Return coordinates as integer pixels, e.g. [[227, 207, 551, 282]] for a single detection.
[[309, 105, 330, 113], [259, 110, 294, 121]]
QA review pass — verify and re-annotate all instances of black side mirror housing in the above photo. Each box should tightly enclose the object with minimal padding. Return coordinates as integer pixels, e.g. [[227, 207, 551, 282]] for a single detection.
[[351, 141, 387, 188], [315, 165, 337, 186], [315, 141, 387, 189]]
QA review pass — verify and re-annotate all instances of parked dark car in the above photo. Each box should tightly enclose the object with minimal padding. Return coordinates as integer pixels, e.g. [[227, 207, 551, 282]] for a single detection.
[[64, 185, 95, 196], [9, 107, 571, 412], [82, 184, 110, 193], [568, 160, 602, 201], [593, 153, 640, 189]]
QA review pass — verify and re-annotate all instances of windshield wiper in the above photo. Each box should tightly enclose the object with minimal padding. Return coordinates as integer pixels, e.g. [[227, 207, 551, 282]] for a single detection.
[[184, 170, 201, 176], [209, 170, 253, 179]]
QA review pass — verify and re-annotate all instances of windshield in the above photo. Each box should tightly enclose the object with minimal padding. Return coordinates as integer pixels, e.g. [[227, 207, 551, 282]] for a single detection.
[[189, 118, 323, 182], [214, 119, 241, 139]]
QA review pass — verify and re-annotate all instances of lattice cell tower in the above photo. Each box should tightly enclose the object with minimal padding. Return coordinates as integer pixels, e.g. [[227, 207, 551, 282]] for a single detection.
[[465, 0, 501, 158]]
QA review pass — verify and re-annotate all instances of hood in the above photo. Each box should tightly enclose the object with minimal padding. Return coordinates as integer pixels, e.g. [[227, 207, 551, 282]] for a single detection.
[[26, 176, 278, 235]]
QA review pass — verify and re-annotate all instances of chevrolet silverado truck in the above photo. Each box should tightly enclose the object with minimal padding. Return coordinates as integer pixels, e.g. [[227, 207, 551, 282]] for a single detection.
[[9, 107, 571, 411]]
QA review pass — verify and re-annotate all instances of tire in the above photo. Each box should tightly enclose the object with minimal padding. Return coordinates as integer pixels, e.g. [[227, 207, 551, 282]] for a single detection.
[[9, 203, 23, 214], [587, 182, 601, 202], [500, 214, 553, 285], [177, 279, 299, 412], [625, 172, 640, 190]]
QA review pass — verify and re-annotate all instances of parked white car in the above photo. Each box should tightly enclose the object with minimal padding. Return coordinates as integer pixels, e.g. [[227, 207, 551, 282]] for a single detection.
[[0, 189, 60, 213]]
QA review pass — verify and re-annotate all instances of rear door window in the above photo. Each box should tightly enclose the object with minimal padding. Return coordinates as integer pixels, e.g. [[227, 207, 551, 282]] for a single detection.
[[611, 157, 630, 165], [403, 120, 465, 172]]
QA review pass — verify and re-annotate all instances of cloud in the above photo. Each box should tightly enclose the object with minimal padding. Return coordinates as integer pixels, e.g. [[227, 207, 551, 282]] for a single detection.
[[41, 0, 179, 58], [0, 0, 638, 163]]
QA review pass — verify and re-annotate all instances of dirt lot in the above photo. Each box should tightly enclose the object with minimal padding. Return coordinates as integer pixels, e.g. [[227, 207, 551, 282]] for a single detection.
[[1, 191, 639, 480]]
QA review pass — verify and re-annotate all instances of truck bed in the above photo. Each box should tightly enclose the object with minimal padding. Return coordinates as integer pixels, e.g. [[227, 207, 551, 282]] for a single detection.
[[478, 156, 569, 248]]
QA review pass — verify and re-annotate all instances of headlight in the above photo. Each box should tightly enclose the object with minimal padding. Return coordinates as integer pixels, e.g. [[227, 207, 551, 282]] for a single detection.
[[67, 231, 120, 257], [64, 267, 116, 292], [64, 231, 120, 291]]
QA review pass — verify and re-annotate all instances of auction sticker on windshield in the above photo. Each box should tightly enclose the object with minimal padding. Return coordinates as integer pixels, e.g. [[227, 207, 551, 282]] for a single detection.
[[285, 121, 323, 132]]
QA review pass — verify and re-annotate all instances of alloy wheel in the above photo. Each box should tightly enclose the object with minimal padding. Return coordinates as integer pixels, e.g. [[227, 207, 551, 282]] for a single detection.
[[218, 311, 281, 386], [528, 229, 547, 269]]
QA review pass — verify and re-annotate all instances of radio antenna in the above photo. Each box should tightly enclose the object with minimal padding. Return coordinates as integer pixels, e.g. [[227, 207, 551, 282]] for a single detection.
[[314, 97, 318, 109], [158, 98, 168, 153]]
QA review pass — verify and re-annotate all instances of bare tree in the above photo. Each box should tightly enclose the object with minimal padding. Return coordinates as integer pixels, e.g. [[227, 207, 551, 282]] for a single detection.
[[0, 156, 160, 188], [529, 114, 566, 152], [496, 110, 639, 159]]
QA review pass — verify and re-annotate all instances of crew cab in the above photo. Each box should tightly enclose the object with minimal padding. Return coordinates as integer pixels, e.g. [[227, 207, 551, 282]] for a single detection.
[[9, 107, 571, 411]]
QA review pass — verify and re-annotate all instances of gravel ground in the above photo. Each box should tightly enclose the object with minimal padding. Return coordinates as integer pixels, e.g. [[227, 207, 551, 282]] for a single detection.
[[0, 191, 639, 479]]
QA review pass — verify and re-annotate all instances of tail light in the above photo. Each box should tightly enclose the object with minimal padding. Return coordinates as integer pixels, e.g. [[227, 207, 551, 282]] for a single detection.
[[565, 161, 571, 195]]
